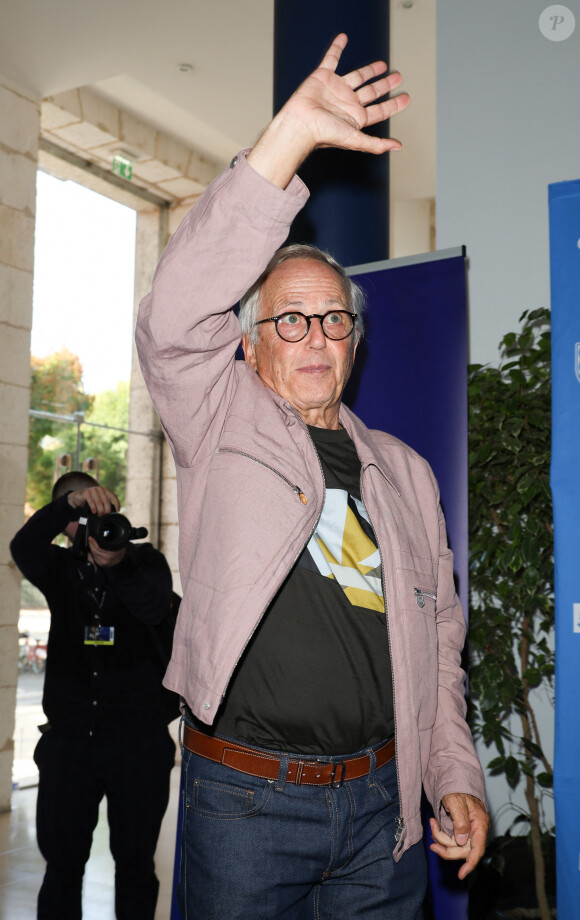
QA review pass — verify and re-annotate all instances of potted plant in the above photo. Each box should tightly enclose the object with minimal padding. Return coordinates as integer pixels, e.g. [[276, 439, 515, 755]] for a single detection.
[[467, 309, 555, 919]]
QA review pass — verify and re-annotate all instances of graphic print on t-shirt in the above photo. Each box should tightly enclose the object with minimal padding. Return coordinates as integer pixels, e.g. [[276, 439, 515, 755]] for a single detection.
[[303, 488, 384, 612], [211, 425, 394, 754]]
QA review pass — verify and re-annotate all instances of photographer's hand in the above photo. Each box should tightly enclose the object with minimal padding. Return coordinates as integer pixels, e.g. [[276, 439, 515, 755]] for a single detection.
[[67, 486, 120, 515], [88, 536, 126, 568]]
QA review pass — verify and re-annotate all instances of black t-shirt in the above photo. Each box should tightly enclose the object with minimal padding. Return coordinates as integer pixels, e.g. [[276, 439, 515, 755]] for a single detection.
[[212, 425, 394, 755]]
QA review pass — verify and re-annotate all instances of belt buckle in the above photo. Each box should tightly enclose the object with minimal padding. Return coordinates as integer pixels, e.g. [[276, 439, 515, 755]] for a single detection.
[[316, 758, 346, 788], [331, 761, 345, 787]]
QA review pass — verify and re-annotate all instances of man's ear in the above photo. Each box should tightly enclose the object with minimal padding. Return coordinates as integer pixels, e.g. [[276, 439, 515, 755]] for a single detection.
[[351, 329, 360, 362], [242, 334, 258, 371]]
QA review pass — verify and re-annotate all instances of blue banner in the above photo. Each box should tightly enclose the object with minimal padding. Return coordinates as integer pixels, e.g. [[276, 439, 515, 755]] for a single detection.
[[347, 250, 468, 615], [347, 248, 469, 920], [549, 178, 580, 917]]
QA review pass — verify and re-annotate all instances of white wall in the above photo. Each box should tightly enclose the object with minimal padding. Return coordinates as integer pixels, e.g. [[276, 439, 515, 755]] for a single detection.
[[436, 0, 579, 835], [437, 0, 580, 367]]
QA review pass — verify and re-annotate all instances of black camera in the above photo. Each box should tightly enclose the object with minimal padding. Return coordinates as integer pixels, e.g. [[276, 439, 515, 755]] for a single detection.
[[73, 503, 148, 558]]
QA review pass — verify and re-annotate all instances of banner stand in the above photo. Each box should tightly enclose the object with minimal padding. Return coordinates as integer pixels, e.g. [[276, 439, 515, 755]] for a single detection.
[[549, 178, 580, 917]]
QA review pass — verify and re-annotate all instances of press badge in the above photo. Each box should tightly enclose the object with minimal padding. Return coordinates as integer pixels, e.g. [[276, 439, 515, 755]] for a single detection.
[[84, 626, 115, 646]]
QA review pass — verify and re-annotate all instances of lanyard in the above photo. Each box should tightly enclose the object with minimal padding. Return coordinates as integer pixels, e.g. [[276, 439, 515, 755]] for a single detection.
[[76, 563, 107, 614]]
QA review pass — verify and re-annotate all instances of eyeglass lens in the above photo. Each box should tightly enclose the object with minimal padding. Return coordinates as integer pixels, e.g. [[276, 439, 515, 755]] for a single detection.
[[276, 311, 354, 341]]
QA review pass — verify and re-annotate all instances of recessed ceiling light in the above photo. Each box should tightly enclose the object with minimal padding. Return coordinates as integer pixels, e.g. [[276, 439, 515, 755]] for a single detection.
[[177, 63, 193, 73]]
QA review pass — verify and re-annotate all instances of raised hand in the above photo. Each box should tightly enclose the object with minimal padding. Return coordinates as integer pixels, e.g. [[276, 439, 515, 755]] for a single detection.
[[248, 33, 410, 188], [66, 486, 125, 567], [67, 485, 120, 516], [285, 33, 409, 154]]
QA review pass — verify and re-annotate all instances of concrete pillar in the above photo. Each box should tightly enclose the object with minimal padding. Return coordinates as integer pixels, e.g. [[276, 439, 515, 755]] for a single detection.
[[273, 0, 391, 267], [125, 204, 182, 595], [390, 198, 436, 259], [0, 73, 40, 811]]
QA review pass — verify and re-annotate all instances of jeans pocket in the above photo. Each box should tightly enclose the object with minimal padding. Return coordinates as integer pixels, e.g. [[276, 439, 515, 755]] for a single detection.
[[371, 758, 399, 808], [191, 775, 273, 820], [373, 777, 396, 808]]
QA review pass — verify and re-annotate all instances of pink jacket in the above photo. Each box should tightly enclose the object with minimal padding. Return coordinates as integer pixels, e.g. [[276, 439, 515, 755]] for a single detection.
[[135, 150, 486, 858]]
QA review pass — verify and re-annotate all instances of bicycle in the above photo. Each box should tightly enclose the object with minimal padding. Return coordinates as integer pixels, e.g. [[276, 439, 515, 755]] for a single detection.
[[18, 631, 47, 674]]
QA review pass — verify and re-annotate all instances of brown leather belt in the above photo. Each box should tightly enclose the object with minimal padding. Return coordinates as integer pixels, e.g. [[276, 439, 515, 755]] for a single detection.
[[182, 724, 395, 788]]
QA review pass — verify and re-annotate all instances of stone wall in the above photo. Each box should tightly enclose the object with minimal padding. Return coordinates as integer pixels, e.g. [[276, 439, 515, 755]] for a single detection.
[[125, 205, 182, 593], [0, 73, 40, 812]]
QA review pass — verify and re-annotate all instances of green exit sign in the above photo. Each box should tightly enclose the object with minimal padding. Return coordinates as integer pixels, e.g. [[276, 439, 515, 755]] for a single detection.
[[112, 155, 133, 180]]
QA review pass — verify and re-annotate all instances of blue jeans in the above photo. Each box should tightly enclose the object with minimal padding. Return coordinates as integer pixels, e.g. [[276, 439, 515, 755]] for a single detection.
[[178, 729, 426, 919]]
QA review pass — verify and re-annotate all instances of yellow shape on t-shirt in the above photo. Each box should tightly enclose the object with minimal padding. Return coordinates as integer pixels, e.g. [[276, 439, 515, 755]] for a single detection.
[[316, 504, 384, 613]]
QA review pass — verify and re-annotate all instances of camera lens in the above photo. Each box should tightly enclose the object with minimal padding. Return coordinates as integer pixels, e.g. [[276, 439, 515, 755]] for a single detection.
[[95, 513, 132, 551]]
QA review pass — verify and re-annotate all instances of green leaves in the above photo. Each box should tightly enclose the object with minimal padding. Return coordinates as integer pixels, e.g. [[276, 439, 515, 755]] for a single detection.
[[26, 352, 129, 510], [537, 772, 553, 789]]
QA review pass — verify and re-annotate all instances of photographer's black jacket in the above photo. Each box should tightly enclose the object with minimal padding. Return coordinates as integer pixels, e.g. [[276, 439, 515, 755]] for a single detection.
[[10, 494, 175, 738]]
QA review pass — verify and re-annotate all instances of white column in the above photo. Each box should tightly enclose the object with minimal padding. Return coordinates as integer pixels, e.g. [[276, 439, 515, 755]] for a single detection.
[[125, 205, 181, 594], [0, 74, 40, 811]]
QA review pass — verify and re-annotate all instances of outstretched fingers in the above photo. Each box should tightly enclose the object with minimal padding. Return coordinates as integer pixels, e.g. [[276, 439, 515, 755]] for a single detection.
[[354, 71, 403, 107], [343, 59, 389, 92], [248, 31, 410, 183], [319, 32, 349, 73], [318, 34, 391, 93], [364, 90, 411, 127], [319, 35, 409, 130], [353, 135, 404, 155]]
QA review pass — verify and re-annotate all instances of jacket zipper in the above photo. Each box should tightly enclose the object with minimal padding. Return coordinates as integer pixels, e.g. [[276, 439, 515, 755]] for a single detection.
[[216, 437, 324, 697], [413, 587, 437, 609], [361, 466, 405, 847], [217, 448, 307, 503], [219, 433, 406, 844]]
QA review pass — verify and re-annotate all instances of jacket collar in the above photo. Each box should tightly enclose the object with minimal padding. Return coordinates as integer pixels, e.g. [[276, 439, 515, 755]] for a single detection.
[[239, 363, 402, 496], [338, 404, 401, 496]]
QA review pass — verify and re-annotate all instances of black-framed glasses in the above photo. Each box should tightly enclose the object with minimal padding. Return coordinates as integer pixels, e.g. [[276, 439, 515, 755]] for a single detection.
[[253, 310, 358, 343]]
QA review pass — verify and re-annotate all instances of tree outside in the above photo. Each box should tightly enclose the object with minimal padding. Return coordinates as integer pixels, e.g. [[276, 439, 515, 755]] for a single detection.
[[26, 348, 129, 513]]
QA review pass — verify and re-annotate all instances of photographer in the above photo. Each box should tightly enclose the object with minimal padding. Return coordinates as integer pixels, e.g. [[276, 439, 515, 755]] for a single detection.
[[10, 471, 176, 920]]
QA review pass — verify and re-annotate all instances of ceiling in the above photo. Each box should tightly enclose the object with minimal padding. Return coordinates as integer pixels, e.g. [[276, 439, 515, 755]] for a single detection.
[[0, 0, 434, 201], [1, 0, 275, 164]]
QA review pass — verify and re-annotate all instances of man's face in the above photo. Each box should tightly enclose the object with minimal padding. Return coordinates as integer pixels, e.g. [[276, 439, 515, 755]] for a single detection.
[[242, 258, 358, 428], [64, 521, 79, 542]]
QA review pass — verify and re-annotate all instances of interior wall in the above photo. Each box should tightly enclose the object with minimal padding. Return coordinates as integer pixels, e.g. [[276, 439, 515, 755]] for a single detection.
[[437, 0, 580, 367], [436, 0, 578, 835], [0, 73, 40, 812]]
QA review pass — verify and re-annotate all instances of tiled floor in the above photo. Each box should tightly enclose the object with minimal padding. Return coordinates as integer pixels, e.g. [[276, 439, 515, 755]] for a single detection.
[[0, 763, 181, 920]]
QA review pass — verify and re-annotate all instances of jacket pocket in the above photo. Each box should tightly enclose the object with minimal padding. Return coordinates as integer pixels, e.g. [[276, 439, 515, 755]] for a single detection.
[[394, 553, 438, 618], [412, 586, 437, 616], [193, 449, 311, 592], [394, 557, 439, 729]]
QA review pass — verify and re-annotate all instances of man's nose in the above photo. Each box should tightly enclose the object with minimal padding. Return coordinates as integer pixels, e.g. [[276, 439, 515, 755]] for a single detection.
[[305, 316, 327, 347]]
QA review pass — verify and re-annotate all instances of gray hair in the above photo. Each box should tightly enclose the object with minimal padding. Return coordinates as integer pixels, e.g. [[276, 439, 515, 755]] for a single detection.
[[239, 244, 366, 345]]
